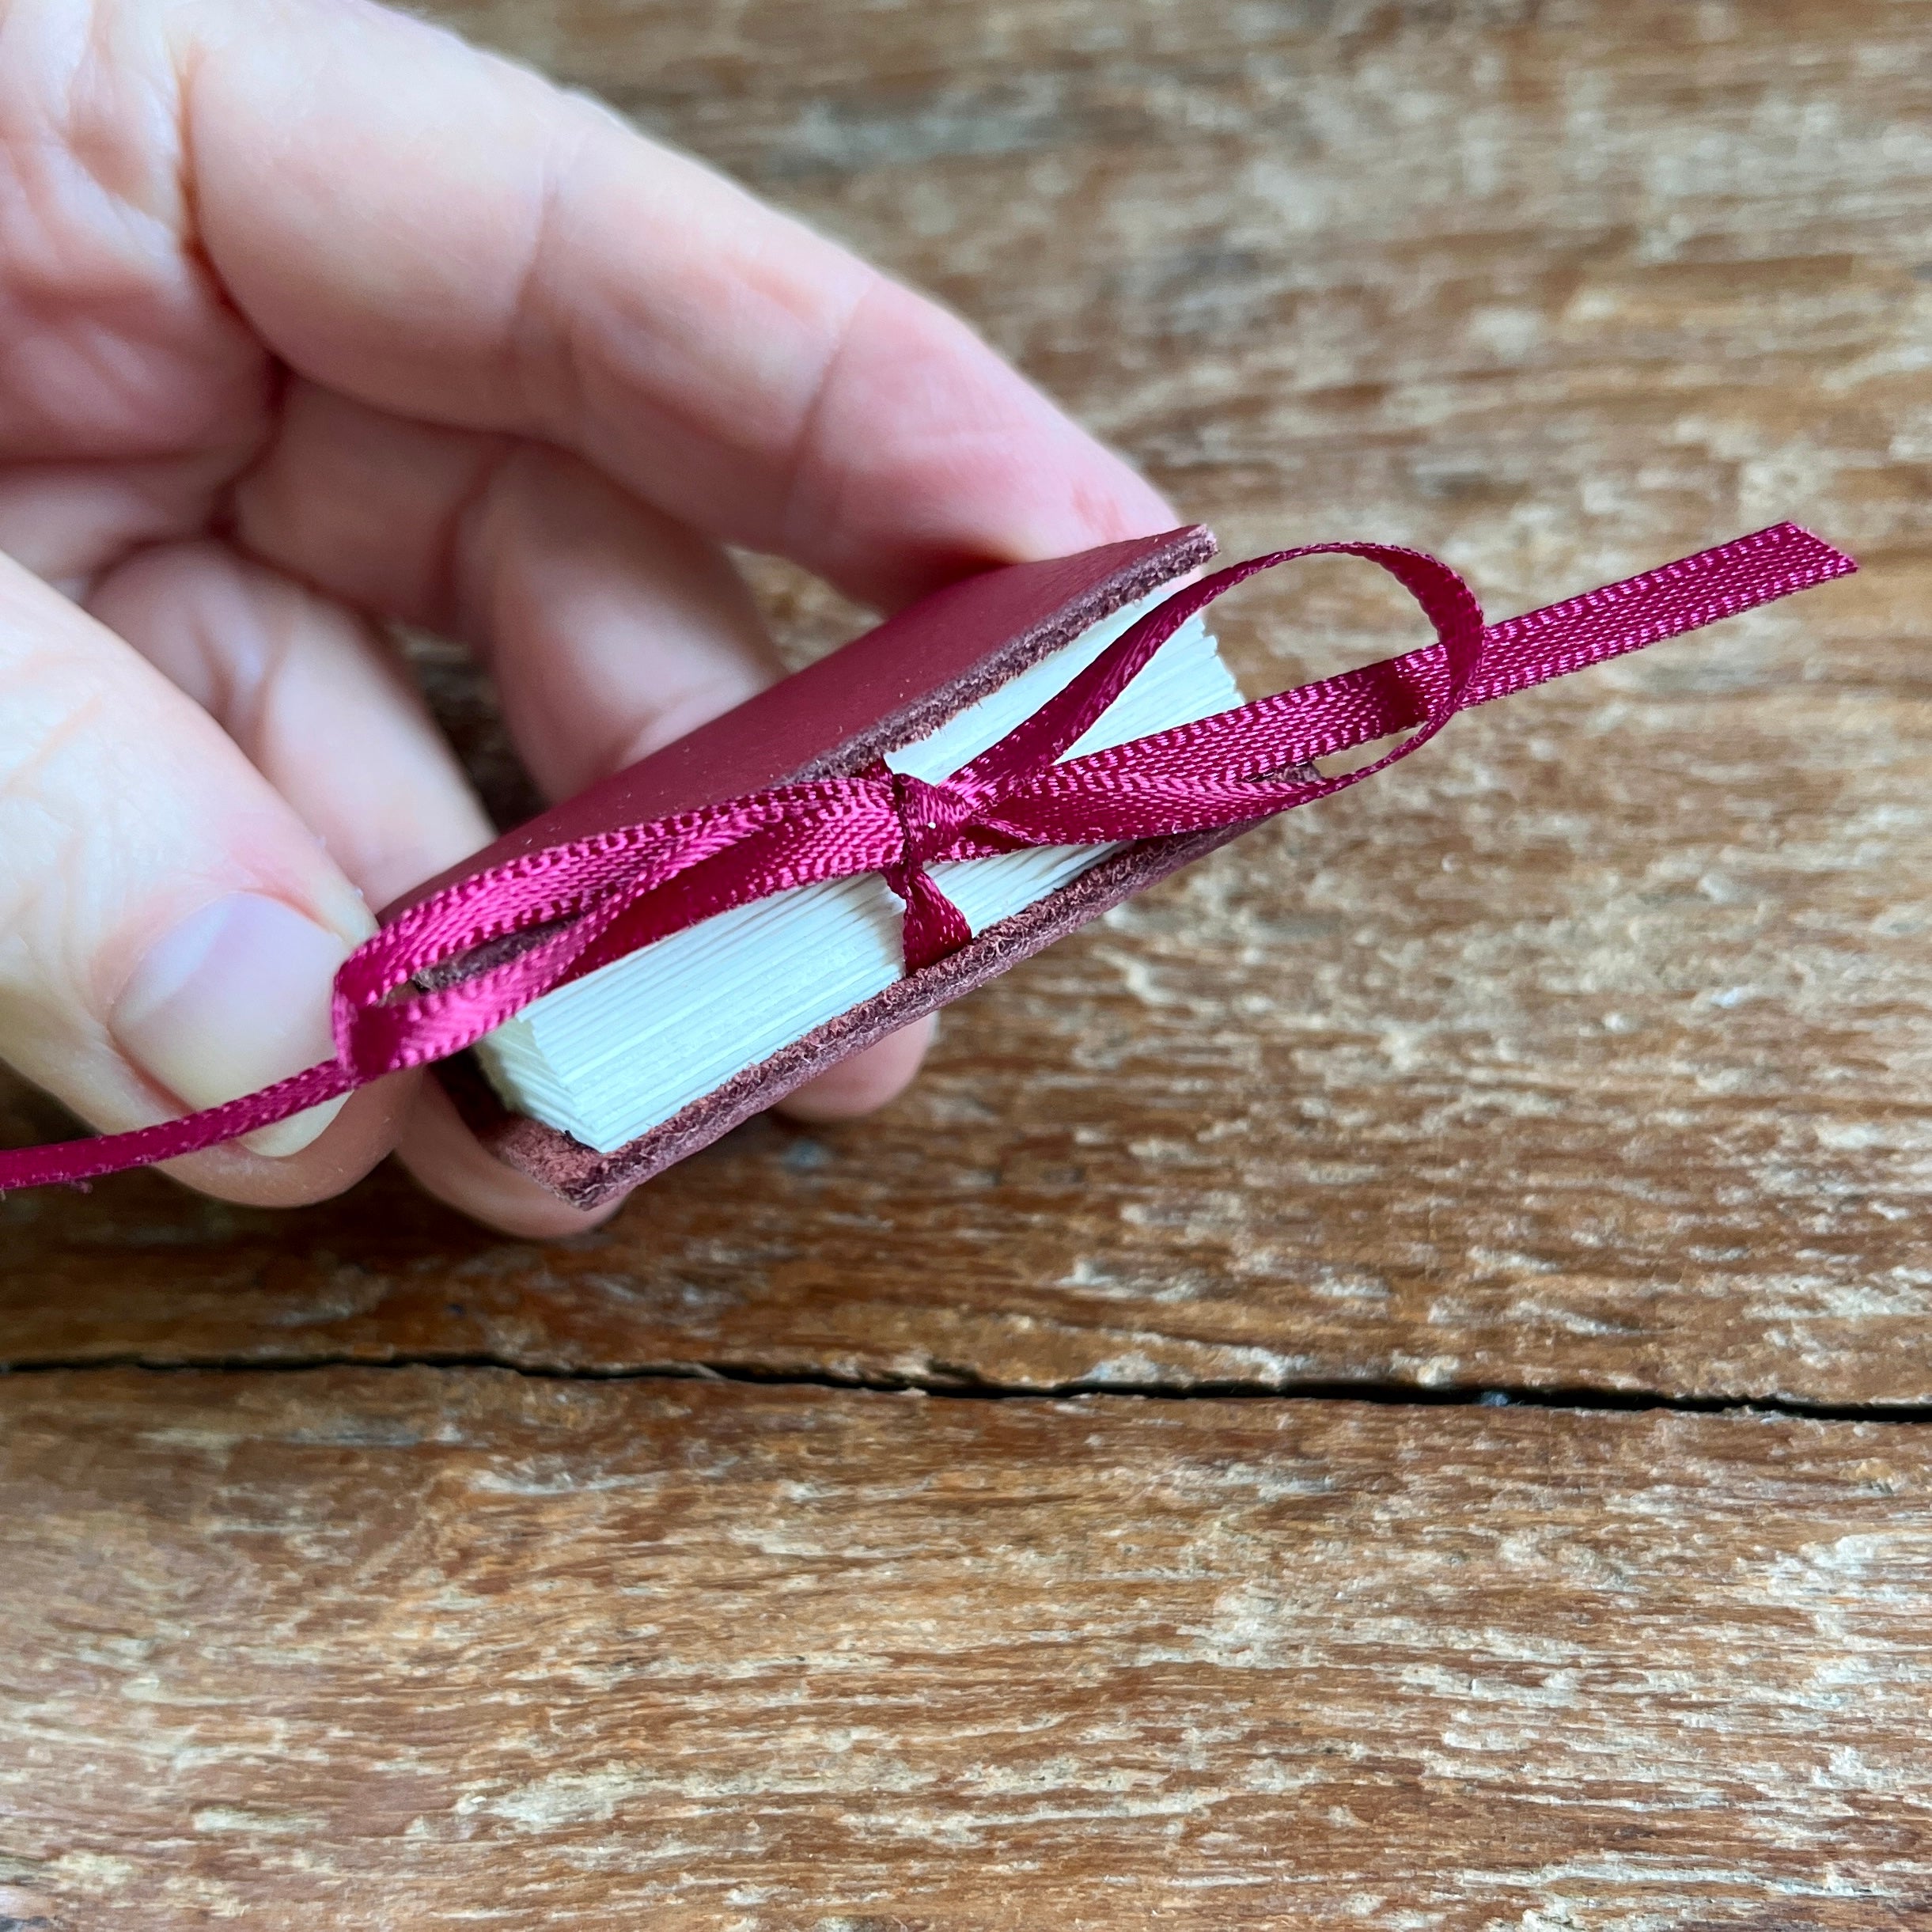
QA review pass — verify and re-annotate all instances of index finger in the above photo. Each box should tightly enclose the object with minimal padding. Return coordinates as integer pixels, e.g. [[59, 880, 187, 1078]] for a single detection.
[[177, 0, 1174, 610]]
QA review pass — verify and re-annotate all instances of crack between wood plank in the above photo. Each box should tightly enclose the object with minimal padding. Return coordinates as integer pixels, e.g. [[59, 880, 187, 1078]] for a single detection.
[[1, 1351, 1929, 1422]]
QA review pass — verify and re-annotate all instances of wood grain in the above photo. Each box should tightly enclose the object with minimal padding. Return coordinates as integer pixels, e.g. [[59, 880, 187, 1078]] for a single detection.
[[2, 1369, 1929, 1930], [9, 5, 1932, 1920], [6, 0, 1929, 1403]]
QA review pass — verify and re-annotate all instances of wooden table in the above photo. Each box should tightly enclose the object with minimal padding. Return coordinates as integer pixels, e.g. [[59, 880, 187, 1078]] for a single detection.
[[5, 2, 1930, 1923]]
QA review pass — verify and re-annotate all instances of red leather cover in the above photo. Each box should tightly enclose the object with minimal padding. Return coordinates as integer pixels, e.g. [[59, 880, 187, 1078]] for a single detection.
[[396, 524, 1222, 1206]]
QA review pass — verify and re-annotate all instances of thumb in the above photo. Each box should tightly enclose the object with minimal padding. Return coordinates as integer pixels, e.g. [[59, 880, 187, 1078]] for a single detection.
[[0, 551, 404, 1203]]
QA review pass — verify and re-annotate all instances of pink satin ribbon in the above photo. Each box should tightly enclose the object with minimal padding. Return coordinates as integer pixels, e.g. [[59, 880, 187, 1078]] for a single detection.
[[0, 522, 1854, 1191]]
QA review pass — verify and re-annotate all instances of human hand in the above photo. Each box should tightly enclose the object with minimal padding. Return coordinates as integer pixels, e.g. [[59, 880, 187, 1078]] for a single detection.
[[0, 0, 1174, 1235]]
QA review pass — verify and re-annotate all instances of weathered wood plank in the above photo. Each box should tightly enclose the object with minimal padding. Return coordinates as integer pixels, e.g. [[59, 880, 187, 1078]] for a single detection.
[[2, 1369, 1928, 1928], [5, 0, 1930, 1403]]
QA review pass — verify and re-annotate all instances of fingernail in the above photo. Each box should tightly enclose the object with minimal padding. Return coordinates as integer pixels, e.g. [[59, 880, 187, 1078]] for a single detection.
[[111, 893, 355, 1158]]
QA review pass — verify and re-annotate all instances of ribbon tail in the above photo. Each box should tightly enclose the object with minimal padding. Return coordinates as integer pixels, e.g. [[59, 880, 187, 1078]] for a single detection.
[[888, 863, 974, 972], [1466, 521, 1855, 709], [0, 1059, 355, 1193]]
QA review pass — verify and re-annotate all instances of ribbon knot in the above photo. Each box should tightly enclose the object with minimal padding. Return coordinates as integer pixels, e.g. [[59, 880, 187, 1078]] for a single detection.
[[878, 766, 976, 970], [0, 522, 1854, 1192]]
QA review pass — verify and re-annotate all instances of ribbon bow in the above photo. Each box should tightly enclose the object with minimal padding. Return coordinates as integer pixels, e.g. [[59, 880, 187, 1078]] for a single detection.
[[0, 523, 1854, 1192]]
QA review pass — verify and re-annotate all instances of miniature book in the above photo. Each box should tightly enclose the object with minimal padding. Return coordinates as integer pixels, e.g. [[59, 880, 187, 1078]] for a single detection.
[[466, 562, 1237, 1161], [399, 525, 1239, 1204]]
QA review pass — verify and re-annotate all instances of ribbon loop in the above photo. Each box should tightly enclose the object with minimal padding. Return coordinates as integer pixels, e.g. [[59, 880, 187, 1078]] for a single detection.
[[0, 523, 1855, 1192]]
